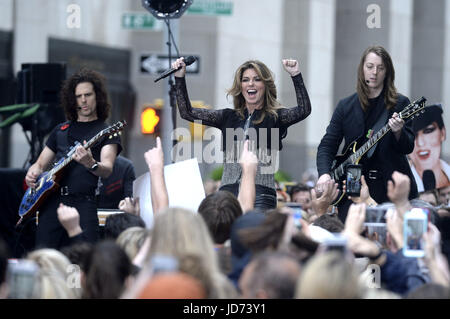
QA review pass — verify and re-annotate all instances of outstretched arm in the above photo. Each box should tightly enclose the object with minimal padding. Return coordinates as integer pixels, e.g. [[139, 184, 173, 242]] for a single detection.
[[238, 140, 258, 212], [144, 137, 169, 214], [172, 57, 225, 128]]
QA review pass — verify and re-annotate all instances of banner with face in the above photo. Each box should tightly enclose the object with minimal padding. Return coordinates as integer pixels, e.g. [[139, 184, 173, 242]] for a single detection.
[[409, 104, 449, 192]]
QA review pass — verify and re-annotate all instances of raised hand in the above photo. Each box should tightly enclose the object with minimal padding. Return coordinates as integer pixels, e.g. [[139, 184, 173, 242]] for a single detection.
[[346, 175, 370, 204], [239, 140, 258, 176], [171, 57, 186, 78], [387, 171, 411, 213], [311, 179, 339, 216], [144, 136, 164, 173], [118, 196, 140, 216], [344, 203, 366, 235], [282, 59, 301, 77], [57, 203, 82, 237]]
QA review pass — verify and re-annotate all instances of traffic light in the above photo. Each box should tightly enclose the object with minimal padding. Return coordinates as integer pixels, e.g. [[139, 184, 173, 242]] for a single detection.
[[141, 106, 161, 135]]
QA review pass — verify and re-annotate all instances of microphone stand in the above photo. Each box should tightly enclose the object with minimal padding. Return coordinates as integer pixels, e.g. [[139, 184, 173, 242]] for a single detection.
[[164, 18, 179, 153]]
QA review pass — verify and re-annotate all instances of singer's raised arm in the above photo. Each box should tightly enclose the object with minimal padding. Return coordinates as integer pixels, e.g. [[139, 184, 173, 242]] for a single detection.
[[174, 76, 225, 128]]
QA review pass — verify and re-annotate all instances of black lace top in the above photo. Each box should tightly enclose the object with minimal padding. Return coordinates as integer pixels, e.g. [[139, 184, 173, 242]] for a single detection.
[[175, 73, 311, 190]]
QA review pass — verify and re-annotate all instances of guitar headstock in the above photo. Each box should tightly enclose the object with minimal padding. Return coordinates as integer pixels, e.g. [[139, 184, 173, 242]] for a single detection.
[[400, 97, 427, 120], [97, 120, 127, 140]]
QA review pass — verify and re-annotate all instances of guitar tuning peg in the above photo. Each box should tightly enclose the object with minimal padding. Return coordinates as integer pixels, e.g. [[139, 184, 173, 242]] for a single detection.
[[109, 135, 112, 139], [118, 132, 122, 135]]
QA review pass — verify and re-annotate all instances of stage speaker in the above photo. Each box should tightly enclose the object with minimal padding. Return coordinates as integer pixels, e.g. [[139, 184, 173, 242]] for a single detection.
[[16, 63, 66, 134]]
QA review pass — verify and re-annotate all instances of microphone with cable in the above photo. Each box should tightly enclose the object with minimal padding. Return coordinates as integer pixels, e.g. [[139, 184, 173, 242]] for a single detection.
[[423, 170, 436, 191], [154, 56, 197, 83]]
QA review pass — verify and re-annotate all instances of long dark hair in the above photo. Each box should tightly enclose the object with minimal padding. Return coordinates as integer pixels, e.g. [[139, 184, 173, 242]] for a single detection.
[[356, 45, 397, 111], [61, 68, 111, 121]]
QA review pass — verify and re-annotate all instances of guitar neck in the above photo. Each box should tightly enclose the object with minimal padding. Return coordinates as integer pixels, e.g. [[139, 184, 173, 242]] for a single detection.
[[352, 123, 391, 162], [48, 131, 104, 177]]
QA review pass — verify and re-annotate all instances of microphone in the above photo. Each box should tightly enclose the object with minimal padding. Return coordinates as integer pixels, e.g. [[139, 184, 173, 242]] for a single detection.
[[365, 80, 370, 84], [423, 170, 436, 191], [154, 56, 197, 83]]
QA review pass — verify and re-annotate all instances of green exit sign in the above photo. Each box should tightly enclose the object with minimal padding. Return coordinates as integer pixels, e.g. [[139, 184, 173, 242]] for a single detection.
[[187, 0, 233, 16], [122, 13, 163, 30]]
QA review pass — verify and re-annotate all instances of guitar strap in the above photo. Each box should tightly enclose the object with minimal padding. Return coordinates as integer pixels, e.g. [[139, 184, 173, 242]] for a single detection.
[[55, 121, 71, 158], [366, 107, 388, 159]]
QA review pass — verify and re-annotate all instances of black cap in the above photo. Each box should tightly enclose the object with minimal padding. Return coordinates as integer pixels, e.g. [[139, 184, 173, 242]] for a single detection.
[[412, 104, 444, 133]]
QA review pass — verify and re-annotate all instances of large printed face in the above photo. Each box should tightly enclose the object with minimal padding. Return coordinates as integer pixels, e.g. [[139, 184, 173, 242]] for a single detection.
[[410, 122, 446, 172]]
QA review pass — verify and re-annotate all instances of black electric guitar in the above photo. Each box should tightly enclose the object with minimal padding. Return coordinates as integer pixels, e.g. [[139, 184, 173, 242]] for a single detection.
[[17, 120, 127, 225], [330, 97, 427, 205]]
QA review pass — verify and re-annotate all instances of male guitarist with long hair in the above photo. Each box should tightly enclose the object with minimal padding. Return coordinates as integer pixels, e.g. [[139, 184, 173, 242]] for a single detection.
[[316, 45, 418, 222], [24, 69, 121, 249]]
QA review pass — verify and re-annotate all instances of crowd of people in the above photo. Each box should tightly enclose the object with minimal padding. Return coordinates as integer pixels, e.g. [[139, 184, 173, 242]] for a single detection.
[[1, 44, 449, 299], [1, 135, 449, 299]]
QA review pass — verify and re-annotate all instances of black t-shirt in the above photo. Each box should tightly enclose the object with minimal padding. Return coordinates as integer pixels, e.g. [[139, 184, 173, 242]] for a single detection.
[[46, 119, 122, 195], [97, 156, 135, 209], [364, 93, 384, 133]]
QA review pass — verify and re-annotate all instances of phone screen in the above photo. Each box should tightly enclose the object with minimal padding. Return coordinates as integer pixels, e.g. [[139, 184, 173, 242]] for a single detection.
[[365, 208, 387, 225], [285, 203, 302, 230], [405, 219, 426, 251], [346, 165, 362, 196]]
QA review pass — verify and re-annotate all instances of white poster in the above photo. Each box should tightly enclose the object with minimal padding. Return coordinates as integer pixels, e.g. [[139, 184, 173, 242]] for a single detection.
[[133, 158, 205, 228]]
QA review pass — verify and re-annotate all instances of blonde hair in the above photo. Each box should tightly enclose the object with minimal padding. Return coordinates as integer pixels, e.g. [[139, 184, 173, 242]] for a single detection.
[[116, 227, 149, 261], [227, 60, 283, 125], [148, 207, 237, 298], [295, 252, 360, 299], [27, 249, 81, 299]]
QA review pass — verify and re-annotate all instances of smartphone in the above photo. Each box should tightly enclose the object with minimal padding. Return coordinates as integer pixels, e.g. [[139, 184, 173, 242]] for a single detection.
[[345, 164, 362, 197], [285, 203, 302, 230], [149, 254, 178, 274], [364, 207, 387, 226], [322, 233, 348, 253], [7, 259, 39, 299], [403, 208, 428, 258]]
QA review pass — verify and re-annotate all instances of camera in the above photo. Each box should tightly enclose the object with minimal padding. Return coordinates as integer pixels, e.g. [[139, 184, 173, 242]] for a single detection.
[[149, 254, 178, 274], [7, 259, 39, 299], [322, 233, 348, 253], [345, 164, 362, 197], [403, 208, 428, 258], [365, 207, 387, 225]]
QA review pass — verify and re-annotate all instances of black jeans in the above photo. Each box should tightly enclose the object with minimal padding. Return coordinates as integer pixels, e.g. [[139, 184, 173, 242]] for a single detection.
[[219, 183, 277, 211], [36, 192, 99, 249]]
